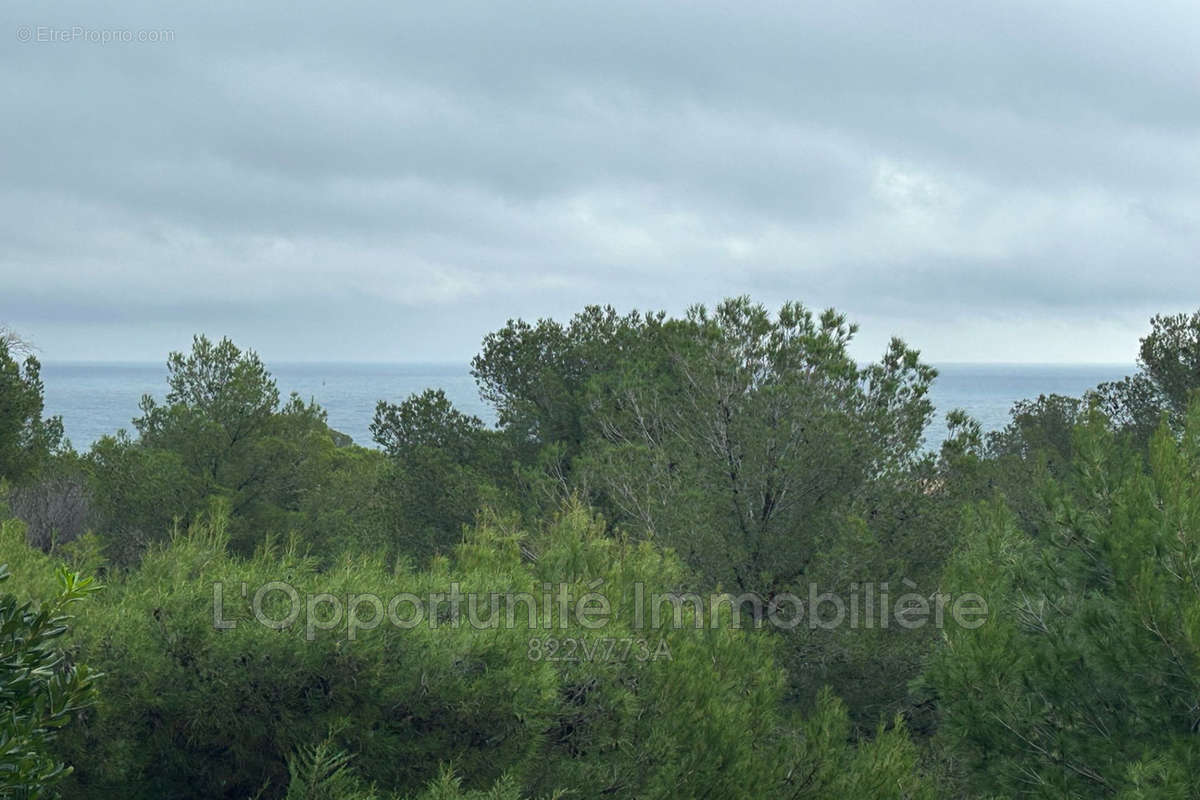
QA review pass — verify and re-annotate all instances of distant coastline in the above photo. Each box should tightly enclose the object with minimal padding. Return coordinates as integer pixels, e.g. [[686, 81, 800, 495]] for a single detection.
[[39, 361, 1135, 451]]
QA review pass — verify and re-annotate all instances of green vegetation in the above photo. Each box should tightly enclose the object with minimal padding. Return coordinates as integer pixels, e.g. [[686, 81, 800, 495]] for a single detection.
[[3, 300, 1200, 797], [0, 541, 98, 799], [86, 335, 385, 565], [0, 336, 64, 487]]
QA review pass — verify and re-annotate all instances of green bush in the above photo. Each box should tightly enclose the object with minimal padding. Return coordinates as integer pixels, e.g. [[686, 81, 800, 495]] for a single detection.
[[27, 501, 931, 799], [926, 403, 1200, 797], [0, 520, 99, 799]]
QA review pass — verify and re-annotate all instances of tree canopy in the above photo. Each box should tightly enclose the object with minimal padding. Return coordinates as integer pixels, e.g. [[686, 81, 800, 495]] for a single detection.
[[8, 303, 1200, 798]]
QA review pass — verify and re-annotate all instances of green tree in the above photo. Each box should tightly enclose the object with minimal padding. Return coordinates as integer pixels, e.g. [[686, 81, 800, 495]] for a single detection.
[[131, 335, 313, 526], [1089, 309, 1200, 448], [1137, 310, 1200, 416], [988, 393, 1083, 470], [1090, 374, 1164, 448], [578, 298, 936, 596], [927, 403, 1200, 797], [959, 393, 1088, 538], [474, 298, 945, 725], [84, 432, 206, 565], [471, 306, 659, 468], [370, 389, 506, 560], [88, 335, 380, 561], [0, 337, 63, 486]]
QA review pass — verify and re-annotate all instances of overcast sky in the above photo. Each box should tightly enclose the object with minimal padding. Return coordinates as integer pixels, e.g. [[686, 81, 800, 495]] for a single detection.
[[2, 1, 1197, 364]]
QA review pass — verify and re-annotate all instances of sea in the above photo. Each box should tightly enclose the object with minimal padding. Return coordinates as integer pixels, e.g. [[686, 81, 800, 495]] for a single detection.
[[39, 362, 1134, 452]]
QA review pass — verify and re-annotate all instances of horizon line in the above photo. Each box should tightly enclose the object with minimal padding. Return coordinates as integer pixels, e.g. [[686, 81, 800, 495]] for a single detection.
[[36, 359, 1138, 367]]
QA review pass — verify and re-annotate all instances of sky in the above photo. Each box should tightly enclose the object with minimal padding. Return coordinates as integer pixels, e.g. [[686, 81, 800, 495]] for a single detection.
[[2, 1, 1198, 364]]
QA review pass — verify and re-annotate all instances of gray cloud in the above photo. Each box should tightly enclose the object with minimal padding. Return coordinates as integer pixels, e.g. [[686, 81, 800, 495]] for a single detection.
[[2, 0, 1198, 362]]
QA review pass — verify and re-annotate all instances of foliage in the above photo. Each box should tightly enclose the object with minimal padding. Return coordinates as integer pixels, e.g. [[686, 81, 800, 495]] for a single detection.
[[547, 298, 945, 724], [780, 687, 932, 799], [282, 739, 553, 800], [0, 528, 99, 799], [0, 338, 64, 486], [987, 393, 1083, 471], [940, 393, 1090, 540], [30, 500, 933, 799], [84, 431, 207, 565], [471, 306, 658, 467], [1089, 374, 1163, 450], [34, 304, 1200, 796], [577, 297, 935, 594], [86, 335, 385, 563], [371, 390, 509, 560], [1088, 310, 1200, 448], [1136, 310, 1200, 417], [926, 403, 1200, 798], [283, 733, 378, 800]]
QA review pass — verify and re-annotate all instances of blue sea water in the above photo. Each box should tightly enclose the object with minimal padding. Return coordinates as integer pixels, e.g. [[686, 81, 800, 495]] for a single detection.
[[39, 362, 1133, 451], [920, 363, 1131, 446]]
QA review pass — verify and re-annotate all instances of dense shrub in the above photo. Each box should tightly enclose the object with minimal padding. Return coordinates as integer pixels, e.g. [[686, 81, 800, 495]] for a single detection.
[[0, 518, 98, 799], [926, 404, 1200, 797], [0, 502, 934, 800], [85, 336, 387, 565]]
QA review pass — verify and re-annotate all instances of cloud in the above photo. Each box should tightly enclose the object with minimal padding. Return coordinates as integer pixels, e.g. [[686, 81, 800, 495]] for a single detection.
[[2, 0, 1198, 362]]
